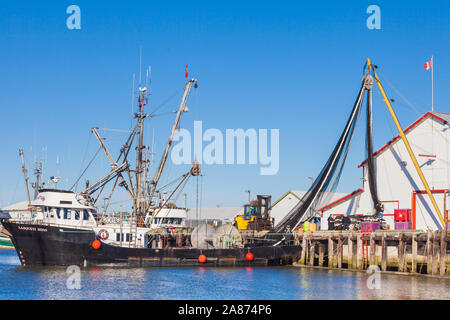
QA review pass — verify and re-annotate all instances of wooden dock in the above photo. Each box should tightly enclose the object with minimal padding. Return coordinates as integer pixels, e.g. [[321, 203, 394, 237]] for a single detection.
[[293, 230, 450, 276]]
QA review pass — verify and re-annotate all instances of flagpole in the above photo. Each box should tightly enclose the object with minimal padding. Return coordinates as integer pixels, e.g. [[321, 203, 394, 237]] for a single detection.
[[432, 55, 434, 112]]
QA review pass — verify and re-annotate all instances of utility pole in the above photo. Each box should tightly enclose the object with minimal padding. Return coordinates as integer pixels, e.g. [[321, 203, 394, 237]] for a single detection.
[[245, 190, 251, 203]]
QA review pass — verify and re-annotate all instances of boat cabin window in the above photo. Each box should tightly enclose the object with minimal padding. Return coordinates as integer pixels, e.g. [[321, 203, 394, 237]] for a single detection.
[[74, 210, 80, 220], [83, 210, 89, 220], [116, 233, 132, 242], [47, 207, 55, 219], [56, 208, 61, 219], [155, 217, 183, 225], [63, 209, 71, 220]]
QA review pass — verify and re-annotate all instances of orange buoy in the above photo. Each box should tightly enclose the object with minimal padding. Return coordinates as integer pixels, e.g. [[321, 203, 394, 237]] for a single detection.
[[198, 254, 207, 263], [92, 239, 101, 250], [246, 252, 254, 261]]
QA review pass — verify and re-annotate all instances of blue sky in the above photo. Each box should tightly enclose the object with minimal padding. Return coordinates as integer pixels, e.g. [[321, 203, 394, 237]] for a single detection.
[[0, 0, 449, 210]]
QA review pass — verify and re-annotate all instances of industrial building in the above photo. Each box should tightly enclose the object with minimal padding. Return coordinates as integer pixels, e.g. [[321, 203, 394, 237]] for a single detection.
[[318, 111, 450, 231]]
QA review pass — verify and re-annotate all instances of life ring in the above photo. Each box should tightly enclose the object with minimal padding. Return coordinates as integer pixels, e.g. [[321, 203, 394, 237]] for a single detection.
[[98, 229, 109, 240]]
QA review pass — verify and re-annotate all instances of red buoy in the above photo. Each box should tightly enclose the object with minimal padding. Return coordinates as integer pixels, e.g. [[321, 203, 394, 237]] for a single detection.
[[246, 252, 254, 261], [198, 254, 207, 263], [92, 240, 101, 250]]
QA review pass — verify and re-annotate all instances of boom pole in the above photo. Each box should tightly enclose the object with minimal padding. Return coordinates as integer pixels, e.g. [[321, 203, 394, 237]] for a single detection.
[[148, 78, 197, 206], [91, 127, 136, 201], [366, 58, 445, 228]]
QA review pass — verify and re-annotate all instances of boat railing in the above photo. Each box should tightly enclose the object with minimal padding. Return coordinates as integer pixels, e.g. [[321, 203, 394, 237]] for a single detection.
[[97, 212, 138, 226]]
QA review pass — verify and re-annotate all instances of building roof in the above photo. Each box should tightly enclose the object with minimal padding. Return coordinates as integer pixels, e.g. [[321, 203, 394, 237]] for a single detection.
[[2, 201, 30, 212], [271, 190, 307, 208], [188, 207, 243, 221], [318, 189, 364, 212], [271, 190, 348, 214], [358, 111, 449, 168]]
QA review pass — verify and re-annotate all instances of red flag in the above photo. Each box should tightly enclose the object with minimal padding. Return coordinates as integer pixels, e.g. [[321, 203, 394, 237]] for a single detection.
[[185, 65, 188, 78], [424, 58, 433, 70]]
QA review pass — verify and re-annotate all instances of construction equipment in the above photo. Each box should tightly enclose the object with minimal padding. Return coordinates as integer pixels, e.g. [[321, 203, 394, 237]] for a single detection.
[[234, 195, 274, 231]]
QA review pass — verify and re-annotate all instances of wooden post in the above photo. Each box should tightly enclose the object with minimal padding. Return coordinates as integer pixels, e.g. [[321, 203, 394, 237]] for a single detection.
[[318, 242, 325, 267], [309, 241, 315, 266], [381, 233, 387, 271], [299, 236, 306, 265], [305, 239, 310, 266], [426, 230, 432, 274], [411, 233, 417, 274], [337, 235, 343, 269], [432, 231, 440, 275], [328, 236, 334, 268], [398, 233, 405, 272], [347, 235, 353, 269], [440, 230, 447, 276], [369, 234, 376, 267], [356, 234, 363, 270]]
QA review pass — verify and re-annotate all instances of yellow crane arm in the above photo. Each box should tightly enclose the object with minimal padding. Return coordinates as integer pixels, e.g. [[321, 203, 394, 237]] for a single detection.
[[366, 58, 445, 229]]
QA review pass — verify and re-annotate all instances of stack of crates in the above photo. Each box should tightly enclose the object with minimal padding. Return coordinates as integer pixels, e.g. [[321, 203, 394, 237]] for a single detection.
[[394, 209, 412, 230]]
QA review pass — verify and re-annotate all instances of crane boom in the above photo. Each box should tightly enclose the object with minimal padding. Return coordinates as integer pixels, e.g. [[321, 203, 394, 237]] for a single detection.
[[367, 58, 445, 228], [153, 78, 197, 187], [91, 127, 135, 201]]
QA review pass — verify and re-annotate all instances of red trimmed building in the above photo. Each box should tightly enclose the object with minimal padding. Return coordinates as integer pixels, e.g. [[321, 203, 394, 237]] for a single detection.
[[318, 112, 450, 231]]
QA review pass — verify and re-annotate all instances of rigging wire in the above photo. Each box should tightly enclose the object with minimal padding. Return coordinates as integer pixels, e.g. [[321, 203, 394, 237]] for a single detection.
[[157, 173, 190, 192], [97, 127, 132, 133], [74, 134, 92, 192], [70, 146, 102, 191], [378, 72, 424, 116], [199, 174, 203, 220], [196, 175, 199, 223], [150, 87, 185, 116]]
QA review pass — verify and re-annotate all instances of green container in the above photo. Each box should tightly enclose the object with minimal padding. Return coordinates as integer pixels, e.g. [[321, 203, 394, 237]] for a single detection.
[[0, 234, 13, 248], [303, 221, 310, 232]]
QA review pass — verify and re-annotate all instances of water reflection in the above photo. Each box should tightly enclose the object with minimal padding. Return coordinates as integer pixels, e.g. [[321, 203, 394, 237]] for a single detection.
[[0, 250, 448, 300]]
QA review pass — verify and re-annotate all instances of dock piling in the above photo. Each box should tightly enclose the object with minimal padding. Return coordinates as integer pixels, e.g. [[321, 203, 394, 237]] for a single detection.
[[293, 230, 448, 277], [381, 233, 387, 271]]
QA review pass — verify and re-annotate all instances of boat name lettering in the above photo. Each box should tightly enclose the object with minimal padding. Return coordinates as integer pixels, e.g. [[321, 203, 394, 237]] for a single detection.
[[18, 226, 48, 232]]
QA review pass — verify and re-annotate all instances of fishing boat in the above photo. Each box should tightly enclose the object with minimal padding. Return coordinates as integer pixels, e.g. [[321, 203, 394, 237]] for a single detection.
[[1, 73, 303, 267], [4, 59, 405, 267]]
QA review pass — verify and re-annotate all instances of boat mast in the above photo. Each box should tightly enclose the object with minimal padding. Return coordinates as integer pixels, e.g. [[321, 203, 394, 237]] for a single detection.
[[135, 86, 150, 214], [19, 149, 31, 206], [32, 161, 42, 199]]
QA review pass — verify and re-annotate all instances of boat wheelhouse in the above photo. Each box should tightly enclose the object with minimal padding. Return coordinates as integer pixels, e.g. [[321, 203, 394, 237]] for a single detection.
[[30, 189, 97, 227]]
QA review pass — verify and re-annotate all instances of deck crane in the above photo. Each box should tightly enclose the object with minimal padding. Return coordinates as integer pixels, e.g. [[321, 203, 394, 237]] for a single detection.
[[366, 58, 445, 228]]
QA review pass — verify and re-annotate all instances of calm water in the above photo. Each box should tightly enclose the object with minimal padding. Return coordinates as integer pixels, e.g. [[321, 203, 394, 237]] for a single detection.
[[0, 249, 449, 300]]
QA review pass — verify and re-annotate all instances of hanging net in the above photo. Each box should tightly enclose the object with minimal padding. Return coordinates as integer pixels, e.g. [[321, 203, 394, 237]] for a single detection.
[[273, 73, 375, 237]]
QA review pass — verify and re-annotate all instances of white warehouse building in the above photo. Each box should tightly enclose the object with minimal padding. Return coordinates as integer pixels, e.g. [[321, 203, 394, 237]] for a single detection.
[[318, 111, 450, 231]]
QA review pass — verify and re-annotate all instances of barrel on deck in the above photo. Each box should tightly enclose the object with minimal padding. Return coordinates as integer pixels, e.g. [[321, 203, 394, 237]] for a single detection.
[[360, 221, 380, 233], [395, 222, 412, 230]]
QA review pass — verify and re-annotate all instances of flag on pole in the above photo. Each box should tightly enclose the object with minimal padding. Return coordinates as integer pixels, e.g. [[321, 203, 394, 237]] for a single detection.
[[185, 65, 188, 78], [424, 58, 433, 70]]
